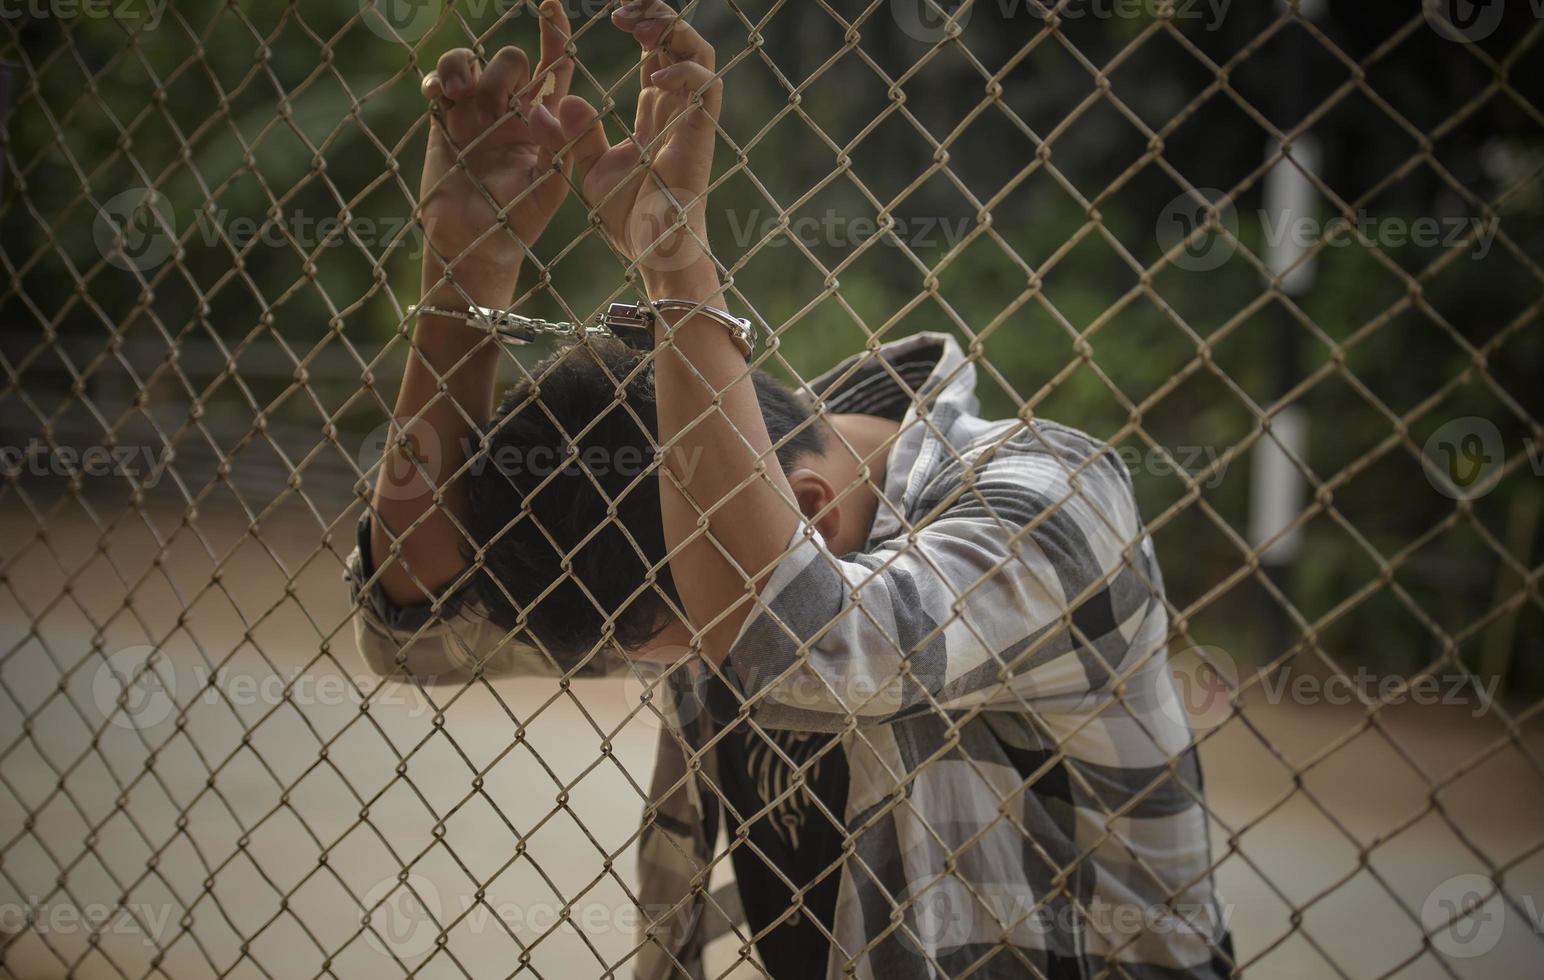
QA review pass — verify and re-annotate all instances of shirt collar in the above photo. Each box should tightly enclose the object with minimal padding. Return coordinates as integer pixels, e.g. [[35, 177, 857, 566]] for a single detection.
[[798, 332, 980, 544], [800, 332, 977, 422]]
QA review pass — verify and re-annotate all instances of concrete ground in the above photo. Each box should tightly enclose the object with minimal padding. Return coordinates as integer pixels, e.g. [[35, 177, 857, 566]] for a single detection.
[[1, 497, 1540, 978]]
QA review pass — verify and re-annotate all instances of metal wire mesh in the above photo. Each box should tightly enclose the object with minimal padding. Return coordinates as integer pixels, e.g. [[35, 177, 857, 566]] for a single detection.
[[2, 1, 1542, 978]]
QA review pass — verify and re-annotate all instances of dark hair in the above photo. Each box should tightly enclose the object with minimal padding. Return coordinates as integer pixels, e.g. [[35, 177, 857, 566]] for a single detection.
[[464, 338, 825, 663]]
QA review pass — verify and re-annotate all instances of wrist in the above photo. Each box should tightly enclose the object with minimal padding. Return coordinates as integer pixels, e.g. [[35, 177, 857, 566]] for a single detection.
[[412, 258, 518, 361], [642, 259, 724, 305], [421, 255, 519, 311]]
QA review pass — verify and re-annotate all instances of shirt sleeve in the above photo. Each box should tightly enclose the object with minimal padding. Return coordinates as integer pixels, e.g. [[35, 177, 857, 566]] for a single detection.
[[346, 513, 623, 683], [719, 427, 1166, 731]]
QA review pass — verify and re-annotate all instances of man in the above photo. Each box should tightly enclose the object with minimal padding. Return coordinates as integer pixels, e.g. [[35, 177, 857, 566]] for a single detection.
[[349, 1, 1232, 977]]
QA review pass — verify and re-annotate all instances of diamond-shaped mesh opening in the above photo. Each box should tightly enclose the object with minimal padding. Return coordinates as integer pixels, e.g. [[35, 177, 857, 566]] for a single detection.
[[3, 1, 1542, 978]]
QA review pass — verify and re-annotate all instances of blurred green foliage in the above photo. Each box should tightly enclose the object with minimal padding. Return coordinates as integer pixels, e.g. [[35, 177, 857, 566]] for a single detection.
[[3, 0, 1540, 691]]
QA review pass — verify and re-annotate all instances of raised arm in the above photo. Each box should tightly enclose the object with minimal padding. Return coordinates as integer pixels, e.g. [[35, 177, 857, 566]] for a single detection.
[[370, 4, 574, 605], [530, 0, 800, 662]]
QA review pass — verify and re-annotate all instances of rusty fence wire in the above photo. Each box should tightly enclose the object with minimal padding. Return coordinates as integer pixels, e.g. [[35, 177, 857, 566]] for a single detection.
[[2, 0, 1543, 978]]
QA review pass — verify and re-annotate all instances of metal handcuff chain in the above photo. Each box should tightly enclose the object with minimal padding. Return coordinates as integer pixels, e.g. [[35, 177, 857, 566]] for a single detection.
[[406, 300, 757, 357]]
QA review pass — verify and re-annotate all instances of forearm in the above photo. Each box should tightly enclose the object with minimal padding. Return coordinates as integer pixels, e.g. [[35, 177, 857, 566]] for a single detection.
[[369, 256, 516, 604], [649, 263, 800, 662]]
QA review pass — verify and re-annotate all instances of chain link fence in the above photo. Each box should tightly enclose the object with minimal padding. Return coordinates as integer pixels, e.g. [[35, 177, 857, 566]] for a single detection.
[[2, 0, 1542, 977]]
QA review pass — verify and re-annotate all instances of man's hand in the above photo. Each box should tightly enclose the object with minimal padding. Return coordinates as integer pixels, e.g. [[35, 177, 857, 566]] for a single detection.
[[531, 3, 800, 666], [530, 0, 723, 296], [369, 3, 574, 607], [419, 0, 574, 283]]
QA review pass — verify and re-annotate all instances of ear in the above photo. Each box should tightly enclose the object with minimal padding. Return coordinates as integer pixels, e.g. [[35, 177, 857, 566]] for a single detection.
[[786, 467, 841, 545]]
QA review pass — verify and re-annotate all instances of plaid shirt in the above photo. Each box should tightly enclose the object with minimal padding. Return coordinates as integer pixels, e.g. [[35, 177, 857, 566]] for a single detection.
[[348, 333, 1232, 979]]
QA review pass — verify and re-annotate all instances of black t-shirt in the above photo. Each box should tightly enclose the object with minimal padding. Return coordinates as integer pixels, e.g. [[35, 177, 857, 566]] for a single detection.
[[706, 677, 849, 979]]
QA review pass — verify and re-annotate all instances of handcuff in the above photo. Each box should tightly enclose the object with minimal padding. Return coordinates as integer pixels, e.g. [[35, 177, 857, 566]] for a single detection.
[[407, 300, 757, 357]]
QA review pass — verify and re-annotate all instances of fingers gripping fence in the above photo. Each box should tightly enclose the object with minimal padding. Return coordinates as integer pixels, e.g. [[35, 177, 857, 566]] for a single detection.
[[2, 0, 1543, 978]]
